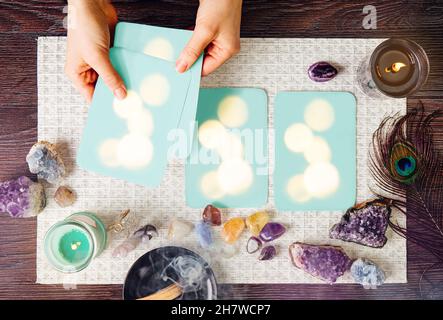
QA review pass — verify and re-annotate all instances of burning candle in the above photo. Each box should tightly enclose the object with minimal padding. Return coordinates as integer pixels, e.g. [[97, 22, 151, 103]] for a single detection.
[[358, 39, 429, 98], [44, 212, 107, 273]]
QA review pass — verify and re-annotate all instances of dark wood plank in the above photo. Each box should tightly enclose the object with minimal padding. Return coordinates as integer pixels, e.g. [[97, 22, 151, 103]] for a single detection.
[[1, 0, 443, 300]]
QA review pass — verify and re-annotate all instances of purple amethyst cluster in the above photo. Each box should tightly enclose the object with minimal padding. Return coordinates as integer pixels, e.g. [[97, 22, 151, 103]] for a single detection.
[[0, 176, 46, 218], [289, 242, 352, 284], [308, 61, 338, 82], [329, 199, 390, 248]]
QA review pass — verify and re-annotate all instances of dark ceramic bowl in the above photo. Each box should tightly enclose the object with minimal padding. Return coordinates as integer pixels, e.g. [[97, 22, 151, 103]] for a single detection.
[[123, 246, 217, 300]]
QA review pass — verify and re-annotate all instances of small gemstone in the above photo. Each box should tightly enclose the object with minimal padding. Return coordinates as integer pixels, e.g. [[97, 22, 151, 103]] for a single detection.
[[221, 217, 245, 244], [259, 245, 276, 261], [195, 221, 213, 248], [308, 61, 338, 82], [54, 186, 76, 208], [289, 242, 352, 283], [202, 204, 222, 226], [26, 141, 66, 184], [168, 218, 193, 240], [351, 258, 385, 288], [245, 211, 269, 236], [259, 222, 286, 242], [246, 236, 262, 254]]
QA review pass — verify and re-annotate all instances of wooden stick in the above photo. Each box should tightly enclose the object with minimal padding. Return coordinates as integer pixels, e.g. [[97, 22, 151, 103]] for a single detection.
[[137, 283, 182, 300]]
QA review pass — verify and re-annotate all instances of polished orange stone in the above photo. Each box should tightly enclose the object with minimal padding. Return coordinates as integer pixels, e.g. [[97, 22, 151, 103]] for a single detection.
[[221, 217, 245, 244], [245, 211, 269, 236]]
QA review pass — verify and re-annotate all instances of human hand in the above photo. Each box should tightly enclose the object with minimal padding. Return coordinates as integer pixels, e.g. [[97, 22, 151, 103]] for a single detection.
[[65, 0, 126, 103], [176, 0, 242, 76]]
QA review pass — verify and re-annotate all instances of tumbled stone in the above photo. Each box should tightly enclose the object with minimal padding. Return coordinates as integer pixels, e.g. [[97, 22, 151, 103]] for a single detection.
[[351, 258, 386, 288], [246, 236, 262, 254], [209, 239, 239, 259], [259, 222, 286, 242], [289, 242, 352, 284], [202, 204, 222, 226], [195, 221, 213, 248], [168, 218, 193, 240], [245, 211, 269, 236], [308, 61, 338, 82], [0, 176, 46, 218], [26, 141, 66, 184], [112, 224, 158, 258], [259, 245, 276, 261], [329, 199, 390, 248], [221, 217, 245, 244], [54, 186, 76, 207]]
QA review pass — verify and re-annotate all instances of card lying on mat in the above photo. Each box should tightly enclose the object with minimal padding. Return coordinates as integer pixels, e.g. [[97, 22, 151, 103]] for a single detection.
[[114, 22, 203, 157], [274, 91, 356, 211], [77, 47, 191, 187], [186, 88, 268, 208]]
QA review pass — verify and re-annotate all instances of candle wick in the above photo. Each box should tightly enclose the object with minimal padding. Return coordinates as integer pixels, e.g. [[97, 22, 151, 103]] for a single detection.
[[385, 62, 407, 73]]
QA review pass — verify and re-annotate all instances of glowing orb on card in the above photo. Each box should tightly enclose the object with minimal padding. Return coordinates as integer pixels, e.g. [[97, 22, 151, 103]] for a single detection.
[[116, 134, 153, 169], [99, 139, 120, 167], [113, 90, 143, 119], [303, 136, 332, 163], [140, 74, 170, 107], [198, 120, 227, 150], [284, 123, 314, 153], [217, 159, 253, 195], [304, 99, 335, 132], [304, 162, 339, 198], [287, 174, 311, 203], [200, 170, 225, 199], [143, 38, 174, 61], [127, 109, 154, 136], [217, 96, 249, 128], [216, 132, 244, 160]]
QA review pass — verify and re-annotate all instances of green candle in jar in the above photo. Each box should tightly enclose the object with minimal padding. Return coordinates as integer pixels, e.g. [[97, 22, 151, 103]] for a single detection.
[[58, 227, 92, 264]]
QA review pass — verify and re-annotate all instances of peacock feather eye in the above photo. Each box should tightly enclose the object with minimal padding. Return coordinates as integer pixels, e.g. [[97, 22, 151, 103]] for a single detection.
[[389, 143, 418, 184]]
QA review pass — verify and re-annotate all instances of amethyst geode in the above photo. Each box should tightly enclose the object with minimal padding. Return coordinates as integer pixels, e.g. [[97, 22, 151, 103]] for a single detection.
[[308, 61, 338, 82], [0, 176, 46, 218], [329, 199, 390, 248], [289, 242, 352, 284]]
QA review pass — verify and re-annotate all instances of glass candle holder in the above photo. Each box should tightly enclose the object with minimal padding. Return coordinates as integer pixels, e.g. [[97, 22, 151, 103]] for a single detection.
[[357, 38, 429, 98], [44, 212, 108, 273]]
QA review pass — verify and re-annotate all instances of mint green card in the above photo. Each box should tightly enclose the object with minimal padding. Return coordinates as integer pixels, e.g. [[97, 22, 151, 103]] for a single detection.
[[185, 88, 268, 208], [274, 92, 356, 211], [77, 48, 191, 187], [114, 22, 203, 157]]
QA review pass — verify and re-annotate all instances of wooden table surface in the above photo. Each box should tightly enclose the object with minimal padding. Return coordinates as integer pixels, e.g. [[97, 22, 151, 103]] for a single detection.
[[1, 0, 443, 300]]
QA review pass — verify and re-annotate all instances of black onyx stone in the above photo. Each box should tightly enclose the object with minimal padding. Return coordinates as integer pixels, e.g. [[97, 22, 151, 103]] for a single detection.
[[329, 199, 391, 248], [308, 61, 338, 82]]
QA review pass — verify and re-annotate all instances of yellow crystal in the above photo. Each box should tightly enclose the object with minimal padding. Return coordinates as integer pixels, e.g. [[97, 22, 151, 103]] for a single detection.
[[245, 211, 269, 236], [221, 217, 245, 244]]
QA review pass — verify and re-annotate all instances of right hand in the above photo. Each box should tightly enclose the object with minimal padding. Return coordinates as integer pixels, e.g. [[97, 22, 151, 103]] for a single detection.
[[65, 0, 127, 103]]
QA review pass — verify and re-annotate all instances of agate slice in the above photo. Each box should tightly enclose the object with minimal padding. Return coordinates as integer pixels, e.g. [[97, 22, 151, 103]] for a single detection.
[[26, 141, 66, 184], [329, 199, 390, 248], [308, 61, 338, 82], [289, 242, 352, 284], [0, 176, 45, 218]]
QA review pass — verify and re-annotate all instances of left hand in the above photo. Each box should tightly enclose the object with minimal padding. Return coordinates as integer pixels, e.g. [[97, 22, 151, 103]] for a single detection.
[[176, 0, 243, 76]]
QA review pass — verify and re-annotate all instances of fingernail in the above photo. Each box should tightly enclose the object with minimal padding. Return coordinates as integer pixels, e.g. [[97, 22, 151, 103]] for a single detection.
[[114, 86, 127, 100], [176, 59, 188, 73]]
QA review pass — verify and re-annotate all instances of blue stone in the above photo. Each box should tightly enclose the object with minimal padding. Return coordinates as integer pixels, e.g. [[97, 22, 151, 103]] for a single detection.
[[351, 258, 385, 287], [195, 221, 213, 248]]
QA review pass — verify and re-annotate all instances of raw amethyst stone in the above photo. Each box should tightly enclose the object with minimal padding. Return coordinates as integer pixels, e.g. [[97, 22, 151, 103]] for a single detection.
[[26, 141, 66, 184], [329, 199, 390, 248], [0, 176, 46, 218], [246, 236, 262, 254], [308, 61, 338, 82], [259, 222, 286, 242], [289, 242, 352, 284]]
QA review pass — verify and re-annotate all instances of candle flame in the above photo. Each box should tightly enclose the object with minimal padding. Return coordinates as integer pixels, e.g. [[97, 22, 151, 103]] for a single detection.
[[71, 241, 81, 250], [385, 62, 407, 73]]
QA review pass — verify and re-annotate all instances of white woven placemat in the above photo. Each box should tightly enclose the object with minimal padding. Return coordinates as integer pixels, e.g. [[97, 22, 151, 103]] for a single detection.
[[36, 37, 406, 284]]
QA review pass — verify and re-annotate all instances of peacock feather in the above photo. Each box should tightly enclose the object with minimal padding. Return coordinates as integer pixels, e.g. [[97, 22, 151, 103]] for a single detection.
[[369, 106, 443, 261]]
